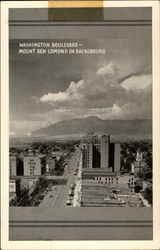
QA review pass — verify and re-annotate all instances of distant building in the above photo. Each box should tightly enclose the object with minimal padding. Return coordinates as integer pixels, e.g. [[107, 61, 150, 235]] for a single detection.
[[23, 155, 46, 176], [82, 168, 135, 189], [134, 160, 146, 176], [100, 135, 110, 169], [9, 156, 23, 178], [82, 132, 120, 172], [9, 179, 21, 196], [136, 149, 143, 162], [46, 157, 56, 173], [9, 156, 17, 178], [51, 152, 63, 161]]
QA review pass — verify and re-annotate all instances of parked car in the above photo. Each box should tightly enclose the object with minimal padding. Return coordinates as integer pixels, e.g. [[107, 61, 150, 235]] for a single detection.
[[66, 199, 71, 206], [70, 184, 75, 189]]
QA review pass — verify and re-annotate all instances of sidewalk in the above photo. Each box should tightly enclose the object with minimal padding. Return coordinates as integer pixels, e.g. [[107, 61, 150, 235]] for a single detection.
[[73, 153, 82, 207]]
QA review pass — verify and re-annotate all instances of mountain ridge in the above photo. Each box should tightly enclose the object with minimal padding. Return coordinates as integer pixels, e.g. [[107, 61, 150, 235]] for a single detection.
[[32, 116, 152, 137]]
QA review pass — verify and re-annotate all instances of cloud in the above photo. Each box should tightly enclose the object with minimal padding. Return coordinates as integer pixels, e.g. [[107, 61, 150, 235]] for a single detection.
[[118, 63, 152, 84], [40, 91, 69, 103], [35, 62, 152, 122], [97, 62, 119, 78], [39, 62, 125, 108], [121, 74, 151, 90]]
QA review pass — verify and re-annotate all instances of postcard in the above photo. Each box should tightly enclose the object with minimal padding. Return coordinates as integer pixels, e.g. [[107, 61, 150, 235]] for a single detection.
[[1, 1, 160, 249]]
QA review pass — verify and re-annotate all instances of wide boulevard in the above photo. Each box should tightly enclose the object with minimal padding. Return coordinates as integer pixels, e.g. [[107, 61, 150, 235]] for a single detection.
[[39, 146, 81, 207]]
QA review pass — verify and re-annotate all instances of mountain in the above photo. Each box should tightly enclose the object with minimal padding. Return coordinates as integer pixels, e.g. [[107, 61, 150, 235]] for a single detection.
[[32, 116, 152, 138]]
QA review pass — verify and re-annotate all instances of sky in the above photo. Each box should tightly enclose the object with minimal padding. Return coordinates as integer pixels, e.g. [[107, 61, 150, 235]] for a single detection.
[[9, 36, 152, 136]]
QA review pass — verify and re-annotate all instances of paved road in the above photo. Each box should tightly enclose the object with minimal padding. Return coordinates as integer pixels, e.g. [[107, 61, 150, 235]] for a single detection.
[[39, 146, 81, 207]]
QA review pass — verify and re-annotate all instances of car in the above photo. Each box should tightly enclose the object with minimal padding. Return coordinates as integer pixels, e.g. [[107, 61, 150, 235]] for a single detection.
[[70, 184, 75, 189], [50, 194, 53, 198], [69, 193, 74, 197], [69, 189, 74, 195], [66, 199, 71, 206], [69, 190, 74, 195]]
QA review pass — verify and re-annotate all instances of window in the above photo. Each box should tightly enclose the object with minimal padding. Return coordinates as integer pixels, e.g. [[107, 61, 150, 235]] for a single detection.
[[30, 170, 34, 175], [30, 165, 35, 175]]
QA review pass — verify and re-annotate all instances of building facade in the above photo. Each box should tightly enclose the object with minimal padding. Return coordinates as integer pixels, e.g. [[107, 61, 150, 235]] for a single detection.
[[9, 156, 17, 178], [23, 155, 46, 176], [9, 179, 21, 196], [82, 132, 120, 172], [9, 156, 24, 178], [82, 168, 135, 190], [81, 132, 135, 192]]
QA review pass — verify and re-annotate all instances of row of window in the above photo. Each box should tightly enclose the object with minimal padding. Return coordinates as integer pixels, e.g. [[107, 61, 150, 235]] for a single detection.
[[95, 177, 115, 181]]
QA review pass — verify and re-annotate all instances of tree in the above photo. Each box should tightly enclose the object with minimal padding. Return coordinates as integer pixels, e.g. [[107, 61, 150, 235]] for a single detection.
[[143, 186, 152, 205]]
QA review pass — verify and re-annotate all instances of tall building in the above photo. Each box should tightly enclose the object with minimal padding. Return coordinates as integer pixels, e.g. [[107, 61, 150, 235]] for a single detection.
[[100, 135, 110, 169], [82, 131, 100, 168], [23, 155, 46, 176], [109, 143, 121, 173], [82, 132, 120, 172], [9, 155, 24, 178], [9, 156, 17, 178]]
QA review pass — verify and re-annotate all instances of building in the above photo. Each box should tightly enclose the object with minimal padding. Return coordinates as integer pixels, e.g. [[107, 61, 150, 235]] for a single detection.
[[133, 160, 146, 176], [46, 157, 56, 173], [9, 156, 24, 178], [51, 152, 63, 161], [23, 155, 46, 177], [82, 132, 120, 172], [81, 132, 135, 192], [100, 135, 110, 169], [136, 149, 143, 162], [82, 168, 135, 190], [9, 179, 21, 195], [132, 149, 146, 176], [9, 156, 17, 178]]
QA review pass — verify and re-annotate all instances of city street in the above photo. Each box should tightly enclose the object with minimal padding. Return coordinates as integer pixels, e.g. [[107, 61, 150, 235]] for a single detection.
[[39, 146, 81, 207]]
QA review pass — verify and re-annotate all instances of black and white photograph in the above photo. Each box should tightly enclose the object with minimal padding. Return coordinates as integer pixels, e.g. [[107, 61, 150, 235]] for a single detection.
[[9, 8, 152, 209], [1, 0, 160, 246]]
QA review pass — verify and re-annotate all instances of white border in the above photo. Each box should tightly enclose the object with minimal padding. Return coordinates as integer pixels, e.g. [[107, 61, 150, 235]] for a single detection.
[[1, 1, 160, 249]]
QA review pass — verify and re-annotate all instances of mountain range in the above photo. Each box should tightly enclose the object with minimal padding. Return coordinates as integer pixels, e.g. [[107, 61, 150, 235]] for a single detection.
[[32, 116, 152, 138]]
